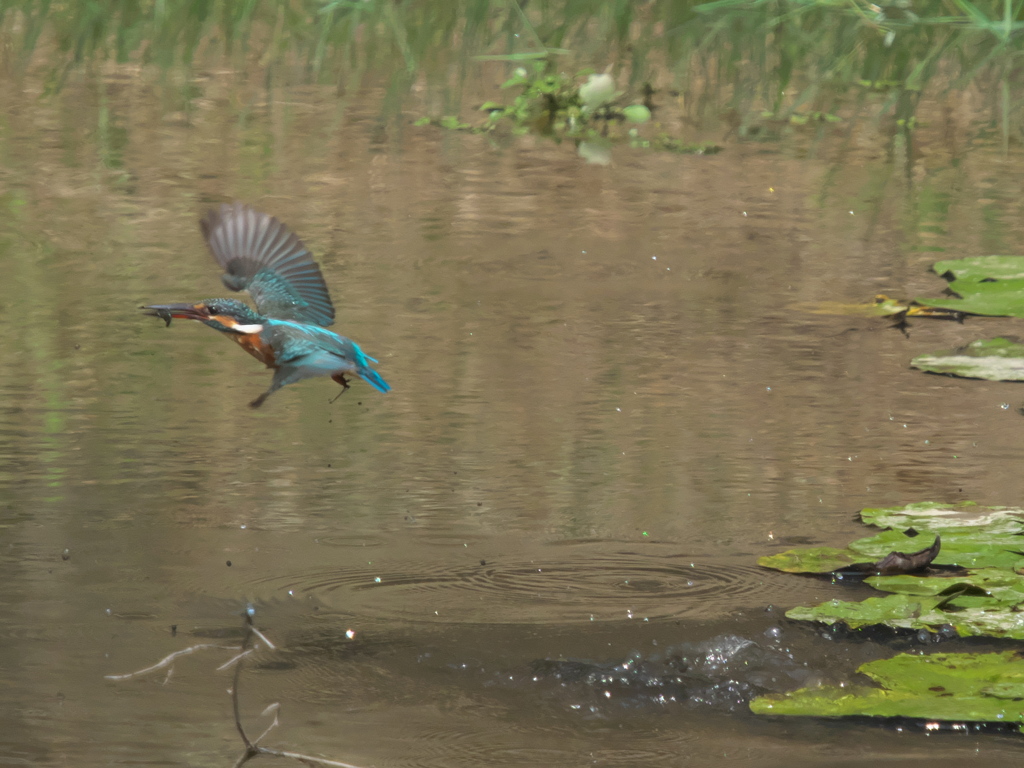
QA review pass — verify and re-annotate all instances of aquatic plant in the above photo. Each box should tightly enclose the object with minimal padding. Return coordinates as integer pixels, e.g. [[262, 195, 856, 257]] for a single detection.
[[414, 61, 710, 157], [754, 502, 1024, 730], [753, 651, 1024, 730], [3, 0, 1024, 141], [762, 502, 1024, 636]]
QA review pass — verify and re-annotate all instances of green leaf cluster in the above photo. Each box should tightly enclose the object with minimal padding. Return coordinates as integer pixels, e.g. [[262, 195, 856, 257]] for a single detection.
[[760, 503, 1024, 639], [753, 651, 1024, 728], [907, 257, 1024, 381], [916, 256, 1024, 318], [754, 503, 1024, 728], [416, 61, 699, 155]]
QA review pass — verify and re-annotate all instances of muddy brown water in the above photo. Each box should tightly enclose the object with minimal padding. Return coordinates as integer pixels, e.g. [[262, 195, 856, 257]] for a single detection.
[[3, 69, 1024, 766]]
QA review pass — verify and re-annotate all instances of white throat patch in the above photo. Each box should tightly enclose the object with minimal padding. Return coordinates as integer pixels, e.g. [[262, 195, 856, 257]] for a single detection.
[[232, 323, 264, 334]]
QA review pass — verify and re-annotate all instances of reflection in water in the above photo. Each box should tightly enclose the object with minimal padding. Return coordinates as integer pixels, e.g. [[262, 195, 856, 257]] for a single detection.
[[3, 66, 1024, 766]]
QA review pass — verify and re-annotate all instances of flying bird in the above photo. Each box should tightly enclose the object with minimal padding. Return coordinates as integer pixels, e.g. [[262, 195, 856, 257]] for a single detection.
[[143, 202, 389, 408]]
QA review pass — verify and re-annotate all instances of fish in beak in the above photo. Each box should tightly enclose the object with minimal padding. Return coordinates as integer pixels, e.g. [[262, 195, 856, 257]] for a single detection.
[[141, 303, 211, 327]]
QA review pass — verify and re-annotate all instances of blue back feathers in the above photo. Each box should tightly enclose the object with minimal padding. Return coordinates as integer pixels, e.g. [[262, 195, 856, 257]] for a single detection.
[[266, 319, 390, 393]]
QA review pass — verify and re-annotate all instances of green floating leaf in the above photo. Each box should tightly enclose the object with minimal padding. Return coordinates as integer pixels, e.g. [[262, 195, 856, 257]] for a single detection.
[[848, 528, 1024, 570], [767, 501, 1024, 636], [916, 256, 1024, 317], [622, 104, 651, 123], [786, 593, 942, 631], [752, 651, 1024, 728], [757, 546, 858, 574], [934, 256, 1024, 281], [786, 577, 1024, 640], [761, 503, 1024, 575], [861, 502, 1024, 533], [911, 338, 1024, 381], [868, 568, 1024, 603]]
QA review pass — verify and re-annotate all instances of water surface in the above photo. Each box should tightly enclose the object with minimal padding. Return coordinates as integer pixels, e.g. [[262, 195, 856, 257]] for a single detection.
[[2, 68, 1024, 766]]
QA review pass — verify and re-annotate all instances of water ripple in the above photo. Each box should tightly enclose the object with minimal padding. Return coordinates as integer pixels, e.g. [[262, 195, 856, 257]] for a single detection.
[[250, 546, 788, 624]]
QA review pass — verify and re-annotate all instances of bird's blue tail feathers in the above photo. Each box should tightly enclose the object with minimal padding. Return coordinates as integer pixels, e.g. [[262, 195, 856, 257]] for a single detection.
[[359, 367, 390, 393], [352, 345, 390, 393]]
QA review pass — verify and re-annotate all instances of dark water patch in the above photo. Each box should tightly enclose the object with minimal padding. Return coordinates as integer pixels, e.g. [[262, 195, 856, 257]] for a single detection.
[[526, 633, 814, 716]]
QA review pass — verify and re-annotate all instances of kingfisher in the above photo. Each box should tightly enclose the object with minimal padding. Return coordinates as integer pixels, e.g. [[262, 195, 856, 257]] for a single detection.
[[143, 202, 389, 408]]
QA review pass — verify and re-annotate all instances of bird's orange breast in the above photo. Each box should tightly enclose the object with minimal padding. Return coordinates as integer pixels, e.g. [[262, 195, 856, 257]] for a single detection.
[[232, 332, 276, 367]]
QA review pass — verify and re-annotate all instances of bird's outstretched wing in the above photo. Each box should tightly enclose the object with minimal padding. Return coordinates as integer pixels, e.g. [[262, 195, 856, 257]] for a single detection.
[[200, 202, 336, 327]]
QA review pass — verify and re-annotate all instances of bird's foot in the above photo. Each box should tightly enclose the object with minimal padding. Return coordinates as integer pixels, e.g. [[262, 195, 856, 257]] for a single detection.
[[329, 374, 351, 404]]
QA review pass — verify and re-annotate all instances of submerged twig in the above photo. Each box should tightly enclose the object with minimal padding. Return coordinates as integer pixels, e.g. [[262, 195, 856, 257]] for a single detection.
[[218, 647, 257, 672], [251, 626, 277, 651], [238, 746, 367, 768], [109, 606, 368, 768], [105, 643, 241, 680]]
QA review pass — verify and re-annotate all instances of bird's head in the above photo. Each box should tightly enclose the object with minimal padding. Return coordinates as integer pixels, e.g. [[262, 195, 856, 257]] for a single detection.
[[142, 298, 266, 333]]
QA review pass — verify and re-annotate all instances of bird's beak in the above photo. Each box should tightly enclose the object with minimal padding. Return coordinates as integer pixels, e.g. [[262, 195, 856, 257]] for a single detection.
[[142, 303, 210, 327]]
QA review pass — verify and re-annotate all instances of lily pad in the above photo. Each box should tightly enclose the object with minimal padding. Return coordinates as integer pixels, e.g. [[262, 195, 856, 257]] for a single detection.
[[763, 502, 1024, 636], [752, 651, 1024, 728], [916, 256, 1024, 317], [933, 256, 1024, 281], [787, 568, 1024, 640], [760, 501, 1024, 575], [761, 537, 941, 577], [867, 568, 1024, 599], [757, 546, 859, 574], [860, 502, 1024, 533], [848, 528, 1024, 570], [759, 503, 1024, 726], [786, 593, 949, 632], [911, 338, 1024, 381]]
